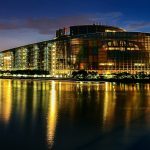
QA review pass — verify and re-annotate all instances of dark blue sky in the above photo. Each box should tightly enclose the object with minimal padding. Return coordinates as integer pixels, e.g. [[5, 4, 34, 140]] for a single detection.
[[0, 0, 150, 50]]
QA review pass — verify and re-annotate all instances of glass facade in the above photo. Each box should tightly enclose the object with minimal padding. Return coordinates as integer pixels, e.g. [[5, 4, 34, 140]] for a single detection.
[[2, 51, 13, 71], [55, 26, 150, 75], [0, 25, 150, 76]]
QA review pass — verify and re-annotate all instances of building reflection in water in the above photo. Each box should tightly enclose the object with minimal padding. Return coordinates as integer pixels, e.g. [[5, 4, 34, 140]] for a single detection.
[[12, 80, 27, 125], [20, 80, 27, 123], [32, 81, 38, 122], [0, 79, 12, 125], [102, 82, 116, 131], [47, 81, 58, 148], [1, 80, 150, 149]]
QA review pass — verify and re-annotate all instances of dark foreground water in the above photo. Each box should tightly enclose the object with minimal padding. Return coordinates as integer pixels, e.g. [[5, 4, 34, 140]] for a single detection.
[[0, 79, 150, 150]]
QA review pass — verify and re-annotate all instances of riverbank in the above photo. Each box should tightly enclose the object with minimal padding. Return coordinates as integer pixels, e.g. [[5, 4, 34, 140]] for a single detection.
[[0, 76, 150, 83]]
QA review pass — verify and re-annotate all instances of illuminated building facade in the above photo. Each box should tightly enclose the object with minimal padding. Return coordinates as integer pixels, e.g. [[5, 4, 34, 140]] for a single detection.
[[0, 24, 150, 76]]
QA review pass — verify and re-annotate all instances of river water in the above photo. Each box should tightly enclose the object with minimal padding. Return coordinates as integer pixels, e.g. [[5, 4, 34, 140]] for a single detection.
[[0, 79, 150, 150]]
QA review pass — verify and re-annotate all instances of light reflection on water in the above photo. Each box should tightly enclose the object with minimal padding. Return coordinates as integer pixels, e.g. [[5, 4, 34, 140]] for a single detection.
[[47, 81, 57, 148], [0, 80, 12, 125], [0, 80, 150, 149]]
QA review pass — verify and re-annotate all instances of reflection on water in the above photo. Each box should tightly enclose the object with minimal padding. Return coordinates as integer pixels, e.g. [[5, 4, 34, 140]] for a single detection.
[[102, 82, 116, 131], [0, 80, 150, 149], [47, 81, 57, 148], [0, 80, 12, 125]]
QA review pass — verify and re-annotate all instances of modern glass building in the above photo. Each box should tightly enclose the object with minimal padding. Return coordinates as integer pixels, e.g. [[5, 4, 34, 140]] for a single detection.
[[0, 24, 150, 77]]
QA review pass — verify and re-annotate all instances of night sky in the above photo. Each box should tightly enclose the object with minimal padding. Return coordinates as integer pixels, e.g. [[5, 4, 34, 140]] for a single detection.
[[0, 0, 150, 50]]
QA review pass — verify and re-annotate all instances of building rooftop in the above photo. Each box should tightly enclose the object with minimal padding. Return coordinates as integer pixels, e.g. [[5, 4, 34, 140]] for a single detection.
[[56, 24, 126, 37]]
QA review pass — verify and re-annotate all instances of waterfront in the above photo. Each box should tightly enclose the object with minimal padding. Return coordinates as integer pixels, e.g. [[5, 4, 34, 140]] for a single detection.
[[0, 79, 150, 149]]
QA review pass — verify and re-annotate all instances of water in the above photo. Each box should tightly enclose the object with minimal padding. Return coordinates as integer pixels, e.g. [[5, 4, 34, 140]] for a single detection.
[[0, 79, 150, 150]]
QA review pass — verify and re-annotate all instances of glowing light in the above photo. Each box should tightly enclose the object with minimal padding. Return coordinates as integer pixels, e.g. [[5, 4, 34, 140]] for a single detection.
[[0, 80, 12, 125], [105, 30, 116, 32], [51, 43, 56, 76], [4, 56, 11, 60], [47, 81, 57, 149], [99, 63, 114, 66], [134, 63, 145, 66], [102, 82, 116, 131]]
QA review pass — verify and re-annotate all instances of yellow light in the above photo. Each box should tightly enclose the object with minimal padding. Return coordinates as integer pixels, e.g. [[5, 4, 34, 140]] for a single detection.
[[102, 82, 116, 131], [47, 81, 57, 149], [0, 80, 12, 125], [99, 63, 114, 66], [134, 63, 145, 66], [105, 30, 116, 32], [52, 45, 56, 48], [4, 56, 11, 60]]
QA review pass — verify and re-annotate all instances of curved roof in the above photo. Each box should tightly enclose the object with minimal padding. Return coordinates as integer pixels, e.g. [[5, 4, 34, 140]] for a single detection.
[[56, 24, 126, 37], [70, 24, 125, 32]]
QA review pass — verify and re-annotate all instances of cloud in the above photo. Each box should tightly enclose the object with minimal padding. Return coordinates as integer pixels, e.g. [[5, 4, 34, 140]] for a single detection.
[[1, 13, 150, 36], [124, 21, 150, 31], [0, 12, 124, 51], [0, 12, 123, 35]]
